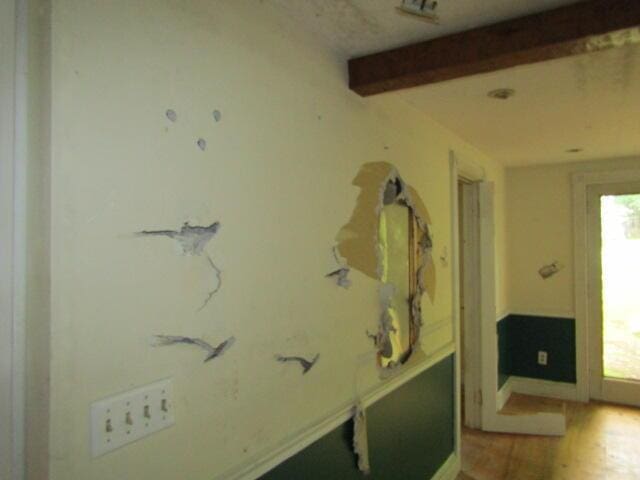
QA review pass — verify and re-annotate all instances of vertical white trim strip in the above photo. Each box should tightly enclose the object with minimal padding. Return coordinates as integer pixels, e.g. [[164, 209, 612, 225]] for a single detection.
[[0, 0, 19, 478], [448, 152, 462, 459]]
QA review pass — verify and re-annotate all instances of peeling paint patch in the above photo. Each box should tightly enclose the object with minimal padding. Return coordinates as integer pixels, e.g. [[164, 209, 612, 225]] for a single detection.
[[152, 335, 235, 362], [136, 221, 220, 256], [352, 403, 370, 475], [166, 109, 177, 122], [275, 354, 319, 374], [539, 261, 563, 279]]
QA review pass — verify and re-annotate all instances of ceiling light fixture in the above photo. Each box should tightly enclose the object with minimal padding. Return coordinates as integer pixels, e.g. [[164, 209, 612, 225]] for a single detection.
[[396, 0, 439, 23], [487, 88, 515, 100]]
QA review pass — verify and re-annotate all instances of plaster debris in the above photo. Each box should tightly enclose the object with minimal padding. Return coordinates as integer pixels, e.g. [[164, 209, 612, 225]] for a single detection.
[[352, 403, 371, 475], [539, 261, 563, 279], [136, 221, 220, 256], [166, 109, 177, 122], [198, 254, 223, 312], [275, 354, 320, 374], [152, 335, 235, 363], [212, 110, 222, 122], [197, 138, 207, 151]]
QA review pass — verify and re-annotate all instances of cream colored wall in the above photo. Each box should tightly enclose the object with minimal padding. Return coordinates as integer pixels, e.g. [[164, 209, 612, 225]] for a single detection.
[[506, 156, 640, 317], [47, 1, 506, 478]]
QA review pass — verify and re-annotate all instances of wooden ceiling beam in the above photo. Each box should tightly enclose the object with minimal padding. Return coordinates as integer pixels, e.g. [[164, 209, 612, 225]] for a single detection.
[[348, 0, 640, 96]]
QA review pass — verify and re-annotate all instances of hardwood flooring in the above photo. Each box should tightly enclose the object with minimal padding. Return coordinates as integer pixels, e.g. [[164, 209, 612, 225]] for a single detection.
[[458, 394, 640, 479]]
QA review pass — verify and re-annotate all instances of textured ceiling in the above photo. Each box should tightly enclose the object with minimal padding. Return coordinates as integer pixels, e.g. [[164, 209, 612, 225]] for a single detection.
[[269, 1, 640, 166]]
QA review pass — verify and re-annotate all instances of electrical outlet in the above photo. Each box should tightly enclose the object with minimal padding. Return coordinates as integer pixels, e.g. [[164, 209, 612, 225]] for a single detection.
[[537, 351, 548, 366], [90, 379, 174, 457]]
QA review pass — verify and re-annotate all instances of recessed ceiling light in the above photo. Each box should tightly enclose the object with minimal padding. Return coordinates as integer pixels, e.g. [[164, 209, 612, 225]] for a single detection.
[[487, 88, 515, 100], [566, 148, 583, 153]]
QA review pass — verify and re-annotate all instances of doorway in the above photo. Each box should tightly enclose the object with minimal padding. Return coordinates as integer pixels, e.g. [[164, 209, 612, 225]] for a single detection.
[[587, 183, 640, 406]]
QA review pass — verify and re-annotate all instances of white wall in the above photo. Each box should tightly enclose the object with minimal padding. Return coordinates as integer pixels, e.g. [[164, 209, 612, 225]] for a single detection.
[[41, 1, 506, 479], [506, 156, 640, 317]]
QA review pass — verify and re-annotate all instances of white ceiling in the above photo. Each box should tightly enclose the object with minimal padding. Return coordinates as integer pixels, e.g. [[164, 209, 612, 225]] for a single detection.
[[269, 0, 640, 167], [401, 43, 640, 166]]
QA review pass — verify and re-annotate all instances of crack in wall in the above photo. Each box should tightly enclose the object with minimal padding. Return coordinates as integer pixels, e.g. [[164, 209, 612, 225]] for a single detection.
[[136, 220, 222, 309], [275, 354, 320, 374], [152, 335, 235, 363]]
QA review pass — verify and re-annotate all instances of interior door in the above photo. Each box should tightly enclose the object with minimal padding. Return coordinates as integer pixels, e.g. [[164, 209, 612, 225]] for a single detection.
[[587, 182, 640, 407]]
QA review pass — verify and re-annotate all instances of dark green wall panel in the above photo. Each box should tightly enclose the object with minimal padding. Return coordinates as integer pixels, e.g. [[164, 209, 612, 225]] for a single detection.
[[260, 355, 455, 480], [497, 315, 576, 385]]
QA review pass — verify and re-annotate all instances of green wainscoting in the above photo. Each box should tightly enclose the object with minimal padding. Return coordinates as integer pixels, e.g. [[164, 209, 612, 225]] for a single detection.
[[260, 355, 455, 480], [497, 315, 576, 386]]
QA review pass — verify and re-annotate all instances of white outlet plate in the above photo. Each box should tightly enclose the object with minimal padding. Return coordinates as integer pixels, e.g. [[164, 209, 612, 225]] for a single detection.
[[537, 351, 548, 366], [90, 378, 174, 457]]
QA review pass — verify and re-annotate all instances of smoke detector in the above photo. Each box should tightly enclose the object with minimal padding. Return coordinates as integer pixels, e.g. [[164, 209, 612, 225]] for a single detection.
[[396, 0, 439, 23]]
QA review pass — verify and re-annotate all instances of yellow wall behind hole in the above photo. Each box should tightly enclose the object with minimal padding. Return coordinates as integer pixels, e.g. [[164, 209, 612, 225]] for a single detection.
[[40, 1, 507, 478]]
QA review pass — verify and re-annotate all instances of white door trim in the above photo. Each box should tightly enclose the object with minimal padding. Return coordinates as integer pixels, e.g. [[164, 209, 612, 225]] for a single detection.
[[585, 180, 640, 407], [1, 1, 27, 478], [572, 167, 640, 404], [449, 152, 484, 445]]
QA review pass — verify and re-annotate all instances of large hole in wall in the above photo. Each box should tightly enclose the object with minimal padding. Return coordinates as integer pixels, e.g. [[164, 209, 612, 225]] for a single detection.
[[334, 162, 434, 371]]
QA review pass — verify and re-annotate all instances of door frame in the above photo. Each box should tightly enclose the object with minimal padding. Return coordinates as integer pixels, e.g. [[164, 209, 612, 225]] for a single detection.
[[573, 168, 640, 404], [1, 1, 27, 478]]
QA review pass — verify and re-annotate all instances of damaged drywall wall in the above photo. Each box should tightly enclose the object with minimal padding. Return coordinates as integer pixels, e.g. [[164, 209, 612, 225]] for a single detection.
[[136, 220, 222, 310], [151, 335, 235, 363], [325, 247, 352, 288], [275, 354, 320, 374], [352, 403, 370, 475], [334, 162, 435, 369]]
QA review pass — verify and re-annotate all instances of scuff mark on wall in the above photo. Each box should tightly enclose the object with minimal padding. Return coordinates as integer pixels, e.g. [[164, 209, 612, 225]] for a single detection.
[[334, 162, 435, 369], [539, 261, 563, 279], [275, 354, 319, 374], [352, 403, 371, 475], [197, 138, 207, 151], [326, 247, 351, 288], [151, 335, 235, 363], [212, 110, 222, 122]]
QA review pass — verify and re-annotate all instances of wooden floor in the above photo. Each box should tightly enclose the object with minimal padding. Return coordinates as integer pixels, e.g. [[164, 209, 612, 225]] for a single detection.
[[458, 394, 640, 479]]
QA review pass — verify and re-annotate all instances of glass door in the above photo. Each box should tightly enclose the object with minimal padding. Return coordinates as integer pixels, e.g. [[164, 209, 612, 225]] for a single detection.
[[588, 183, 640, 406]]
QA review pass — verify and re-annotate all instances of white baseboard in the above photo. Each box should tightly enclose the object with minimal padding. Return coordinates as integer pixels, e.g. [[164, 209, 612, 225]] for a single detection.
[[431, 453, 460, 480], [509, 376, 579, 402], [496, 377, 513, 410]]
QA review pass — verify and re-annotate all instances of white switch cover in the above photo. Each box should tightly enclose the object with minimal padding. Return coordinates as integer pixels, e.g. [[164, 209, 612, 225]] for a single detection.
[[537, 351, 548, 366], [90, 378, 174, 457]]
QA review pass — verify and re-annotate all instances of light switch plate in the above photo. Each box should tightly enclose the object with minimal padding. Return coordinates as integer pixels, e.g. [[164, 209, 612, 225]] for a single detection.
[[90, 378, 174, 457]]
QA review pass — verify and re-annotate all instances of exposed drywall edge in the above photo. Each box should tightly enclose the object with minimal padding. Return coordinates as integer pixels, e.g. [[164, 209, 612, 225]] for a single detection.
[[509, 376, 580, 402], [217, 344, 455, 480], [430, 453, 460, 480], [496, 377, 513, 411]]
